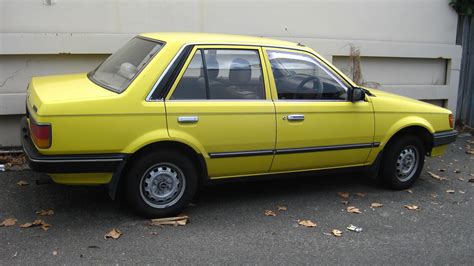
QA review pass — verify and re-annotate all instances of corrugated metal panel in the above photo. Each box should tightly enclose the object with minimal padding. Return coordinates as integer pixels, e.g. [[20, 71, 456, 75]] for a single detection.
[[456, 16, 474, 127]]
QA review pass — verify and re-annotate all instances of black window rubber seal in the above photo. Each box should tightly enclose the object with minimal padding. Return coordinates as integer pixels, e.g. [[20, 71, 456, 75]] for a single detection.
[[152, 45, 194, 100]]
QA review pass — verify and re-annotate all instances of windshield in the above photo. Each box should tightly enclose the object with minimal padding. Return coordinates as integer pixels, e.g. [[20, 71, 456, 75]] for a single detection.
[[89, 37, 164, 93]]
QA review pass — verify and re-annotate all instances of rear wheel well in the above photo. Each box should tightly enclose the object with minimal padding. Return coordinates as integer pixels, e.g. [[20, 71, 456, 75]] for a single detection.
[[385, 126, 433, 154], [116, 141, 207, 199]]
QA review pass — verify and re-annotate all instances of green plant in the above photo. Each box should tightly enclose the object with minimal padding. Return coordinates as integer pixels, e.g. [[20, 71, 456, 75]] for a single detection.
[[449, 0, 474, 16]]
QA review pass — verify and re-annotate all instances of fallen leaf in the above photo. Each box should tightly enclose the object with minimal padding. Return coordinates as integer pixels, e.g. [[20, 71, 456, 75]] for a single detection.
[[16, 180, 29, 187], [264, 210, 277, 217], [469, 178, 474, 183], [458, 177, 465, 181], [337, 192, 349, 199], [347, 206, 362, 214], [438, 168, 446, 172], [370, 202, 383, 208], [467, 140, 474, 144], [446, 189, 455, 194], [104, 228, 122, 240], [277, 206, 287, 211], [52, 251, 58, 256], [331, 229, 343, 237], [405, 189, 413, 193], [298, 220, 317, 228], [454, 169, 461, 174], [341, 200, 349, 205], [459, 190, 465, 194], [20, 219, 50, 230], [149, 232, 159, 236], [36, 209, 54, 216], [466, 150, 474, 155], [150, 215, 189, 226], [0, 218, 17, 227], [427, 171, 447, 180], [355, 193, 366, 197], [404, 205, 419, 211]]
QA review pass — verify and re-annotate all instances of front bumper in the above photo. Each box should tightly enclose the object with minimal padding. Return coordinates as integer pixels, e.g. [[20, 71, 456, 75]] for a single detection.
[[20, 117, 127, 173], [433, 130, 458, 147]]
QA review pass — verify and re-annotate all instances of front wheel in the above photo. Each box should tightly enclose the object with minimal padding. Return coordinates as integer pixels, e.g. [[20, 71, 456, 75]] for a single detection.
[[125, 150, 198, 218], [379, 135, 425, 190]]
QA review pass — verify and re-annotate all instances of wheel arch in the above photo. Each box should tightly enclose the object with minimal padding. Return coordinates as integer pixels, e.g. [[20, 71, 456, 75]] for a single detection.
[[382, 124, 434, 155]]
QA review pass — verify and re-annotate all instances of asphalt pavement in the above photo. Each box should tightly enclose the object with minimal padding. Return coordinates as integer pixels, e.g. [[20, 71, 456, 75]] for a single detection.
[[1, 136, 473, 264]]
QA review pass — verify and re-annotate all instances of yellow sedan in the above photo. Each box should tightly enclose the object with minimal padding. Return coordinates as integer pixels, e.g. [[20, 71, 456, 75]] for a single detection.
[[22, 33, 457, 217]]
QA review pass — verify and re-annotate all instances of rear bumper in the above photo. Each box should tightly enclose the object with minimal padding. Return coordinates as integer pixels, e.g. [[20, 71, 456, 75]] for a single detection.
[[20, 117, 127, 173], [433, 130, 458, 147]]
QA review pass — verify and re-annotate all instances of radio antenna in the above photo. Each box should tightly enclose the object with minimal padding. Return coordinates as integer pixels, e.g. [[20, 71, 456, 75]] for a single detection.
[[284, 27, 304, 47]]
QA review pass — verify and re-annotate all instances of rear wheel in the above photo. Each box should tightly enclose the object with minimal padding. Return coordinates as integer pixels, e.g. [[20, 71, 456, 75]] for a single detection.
[[379, 135, 425, 190], [125, 150, 198, 218]]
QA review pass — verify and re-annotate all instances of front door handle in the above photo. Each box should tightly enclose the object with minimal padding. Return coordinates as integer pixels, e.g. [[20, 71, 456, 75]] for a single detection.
[[287, 114, 305, 121], [178, 116, 199, 123]]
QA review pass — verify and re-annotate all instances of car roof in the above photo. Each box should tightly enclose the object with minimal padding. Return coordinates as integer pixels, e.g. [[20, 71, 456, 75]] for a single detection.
[[139, 32, 299, 48]]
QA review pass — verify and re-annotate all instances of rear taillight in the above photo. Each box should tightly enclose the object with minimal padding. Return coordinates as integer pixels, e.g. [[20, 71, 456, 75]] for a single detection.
[[449, 114, 454, 128], [29, 118, 51, 149]]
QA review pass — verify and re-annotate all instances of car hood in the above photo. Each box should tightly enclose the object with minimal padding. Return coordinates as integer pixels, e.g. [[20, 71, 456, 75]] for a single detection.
[[363, 87, 451, 115], [27, 73, 117, 116]]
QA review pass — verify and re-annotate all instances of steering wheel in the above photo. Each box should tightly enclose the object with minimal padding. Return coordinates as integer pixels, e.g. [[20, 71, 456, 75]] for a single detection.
[[295, 76, 324, 99]]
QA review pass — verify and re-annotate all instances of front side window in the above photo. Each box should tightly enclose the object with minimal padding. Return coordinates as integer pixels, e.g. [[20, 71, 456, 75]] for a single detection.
[[267, 50, 348, 100], [171, 49, 265, 100], [89, 37, 164, 93]]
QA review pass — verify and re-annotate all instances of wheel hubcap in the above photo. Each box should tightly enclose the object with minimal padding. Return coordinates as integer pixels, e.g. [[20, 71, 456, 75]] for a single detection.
[[139, 163, 186, 209], [395, 146, 419, 182]]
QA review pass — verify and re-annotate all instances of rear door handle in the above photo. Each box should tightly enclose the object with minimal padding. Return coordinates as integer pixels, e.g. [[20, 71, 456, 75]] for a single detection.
[[178, 116, 199, 123], [287, 114, 305, 121]]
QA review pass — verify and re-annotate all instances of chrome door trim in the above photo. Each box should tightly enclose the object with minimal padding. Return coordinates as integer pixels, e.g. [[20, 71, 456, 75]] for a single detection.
[[287, 114, 305, 121], [177, 116, 199, 123]]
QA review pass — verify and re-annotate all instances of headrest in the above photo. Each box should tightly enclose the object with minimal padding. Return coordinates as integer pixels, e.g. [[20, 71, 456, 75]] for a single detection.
[[229, 58, 251, 84]]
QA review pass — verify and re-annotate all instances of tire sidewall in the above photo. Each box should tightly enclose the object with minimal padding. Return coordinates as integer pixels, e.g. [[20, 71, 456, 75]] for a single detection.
[[126, 150, 198, 218]]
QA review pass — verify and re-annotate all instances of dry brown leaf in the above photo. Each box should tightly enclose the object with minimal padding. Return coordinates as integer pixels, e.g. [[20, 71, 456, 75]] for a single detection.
[[331, 229, 343, 237], [104, 228, 122, 240], [427, 171, 447, 180], [405, 189, 413, 193], [36, 209, 54, 216], [371, 202, 383, 208], [20, 219, 49, 230], [347, 206, 362, 214], [404, 205, 419, 211], [446, 189, 455, 194], [277, 206, 287, 211], [454, 169, 461, 174], [0, 218, 17, 227], [264, 210, 277, 217], [16, 180, 29, 187], [341, 200, 349, 205], [355, 192, 366, 197], [438, 168, 446, 172], [298, 220, 317, 228], [469, 178, 474, 183], [150, 215, 189, 226], [458, 177, 465, 181], [337, 192, 350, 199], [466, 150, 474, 155]]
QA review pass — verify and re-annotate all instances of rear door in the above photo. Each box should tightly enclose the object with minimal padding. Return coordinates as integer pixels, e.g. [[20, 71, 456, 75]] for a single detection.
[[165, 45, 276, 178], [263, 48, 375, 172]]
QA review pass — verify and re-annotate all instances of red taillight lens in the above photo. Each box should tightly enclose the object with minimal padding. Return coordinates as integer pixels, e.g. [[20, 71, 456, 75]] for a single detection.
[[29, 118, 51, 149], [449, 114, 454, 128]]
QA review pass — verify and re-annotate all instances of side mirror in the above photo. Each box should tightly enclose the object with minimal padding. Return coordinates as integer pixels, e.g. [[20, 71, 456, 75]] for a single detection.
[[351, 87, 366, 102]]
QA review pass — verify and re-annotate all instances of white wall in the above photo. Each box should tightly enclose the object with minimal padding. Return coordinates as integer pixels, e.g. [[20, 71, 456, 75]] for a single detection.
[[0, 0, 462, 147]]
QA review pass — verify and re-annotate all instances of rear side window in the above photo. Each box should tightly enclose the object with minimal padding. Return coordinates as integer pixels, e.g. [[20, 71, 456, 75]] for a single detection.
[[171, 49, 265, 100]]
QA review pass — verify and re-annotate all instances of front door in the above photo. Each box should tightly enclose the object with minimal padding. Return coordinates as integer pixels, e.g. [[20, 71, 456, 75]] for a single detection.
[[165, 45, 276, 178], [263, 48, 375, 172]]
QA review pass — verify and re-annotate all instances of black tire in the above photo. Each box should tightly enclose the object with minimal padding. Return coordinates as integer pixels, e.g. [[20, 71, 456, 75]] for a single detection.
[[125, 150, 198, 218], [379, 135, 425, 190]]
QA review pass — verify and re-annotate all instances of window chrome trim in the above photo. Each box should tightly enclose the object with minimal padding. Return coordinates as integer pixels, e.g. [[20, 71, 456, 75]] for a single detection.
[[145, 42, 346, 102]]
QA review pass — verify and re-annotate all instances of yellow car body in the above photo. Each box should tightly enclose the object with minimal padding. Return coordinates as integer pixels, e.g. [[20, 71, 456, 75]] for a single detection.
[[22, 33, 457, 216]]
